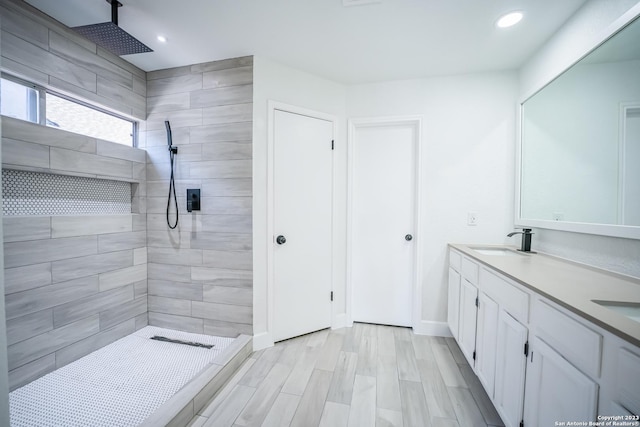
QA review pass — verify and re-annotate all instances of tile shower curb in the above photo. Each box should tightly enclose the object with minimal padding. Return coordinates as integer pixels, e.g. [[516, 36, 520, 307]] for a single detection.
[[138, 334, 253, 427]]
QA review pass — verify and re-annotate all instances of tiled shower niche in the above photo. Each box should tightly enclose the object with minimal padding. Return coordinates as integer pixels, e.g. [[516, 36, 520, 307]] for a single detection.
[[2, 169, 131, 216]]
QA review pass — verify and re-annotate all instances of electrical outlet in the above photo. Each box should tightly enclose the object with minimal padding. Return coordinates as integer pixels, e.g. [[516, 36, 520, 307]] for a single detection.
[[467, 211, 478, 226]]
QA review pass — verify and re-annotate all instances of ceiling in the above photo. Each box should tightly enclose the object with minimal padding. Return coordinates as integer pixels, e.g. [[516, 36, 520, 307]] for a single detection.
[[24, 0, 588, 84]]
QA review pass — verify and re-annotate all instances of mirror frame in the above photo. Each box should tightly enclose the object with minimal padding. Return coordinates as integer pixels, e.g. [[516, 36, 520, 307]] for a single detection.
[[515, 4, 640, 240]]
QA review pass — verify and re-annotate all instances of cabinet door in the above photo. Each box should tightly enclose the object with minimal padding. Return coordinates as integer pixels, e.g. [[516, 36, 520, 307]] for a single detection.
[[615, 347, 640, 415], [458, 278, 478, 367], [447, 267, 461, 340], [494, 310, 528, 427], [476, 292, 499, 398], [524, 337, 599, 427]]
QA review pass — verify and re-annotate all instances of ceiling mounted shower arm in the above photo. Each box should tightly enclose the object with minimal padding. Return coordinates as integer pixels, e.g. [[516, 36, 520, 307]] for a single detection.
[[108, 0, 123, 26]]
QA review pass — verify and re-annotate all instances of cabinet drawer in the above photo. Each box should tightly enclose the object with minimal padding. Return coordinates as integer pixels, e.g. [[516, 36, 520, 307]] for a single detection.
[[533, 299, 602, 378], [461, 257, 478, 285], [616, 348, 640, 414], [449, 249, 461, 272], [479, 268, 529, 323]]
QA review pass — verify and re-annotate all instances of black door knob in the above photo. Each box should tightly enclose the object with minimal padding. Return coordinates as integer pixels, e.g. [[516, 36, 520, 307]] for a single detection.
[[405, 234, 413, 241], [276, 235, 286, 245]]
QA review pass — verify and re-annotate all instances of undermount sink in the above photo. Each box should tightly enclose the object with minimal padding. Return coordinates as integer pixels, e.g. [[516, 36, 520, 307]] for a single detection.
[[592, 300, 640, 323], [470, 247, 524, 257]]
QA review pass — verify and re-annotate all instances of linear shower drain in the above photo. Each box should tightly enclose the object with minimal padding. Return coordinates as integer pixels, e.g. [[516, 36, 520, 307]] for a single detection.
[[151, 336, 214, 349]]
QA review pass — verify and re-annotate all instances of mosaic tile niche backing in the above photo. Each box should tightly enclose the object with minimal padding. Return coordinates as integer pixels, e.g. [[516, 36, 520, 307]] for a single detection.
[[2, 170, 131, 216]]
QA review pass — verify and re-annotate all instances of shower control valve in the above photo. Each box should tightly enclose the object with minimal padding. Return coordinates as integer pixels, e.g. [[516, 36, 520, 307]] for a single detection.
[[186, 189, 200, 213]]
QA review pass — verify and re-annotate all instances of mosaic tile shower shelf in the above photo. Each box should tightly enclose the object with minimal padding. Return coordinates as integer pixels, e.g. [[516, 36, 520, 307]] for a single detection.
[[2, 170, 131, 216]]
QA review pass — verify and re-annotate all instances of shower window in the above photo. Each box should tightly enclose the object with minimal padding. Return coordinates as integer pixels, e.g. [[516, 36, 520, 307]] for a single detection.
[[0, 75, 136, 147], [0, 77, 40, 123], [46, 93, 135, 146]]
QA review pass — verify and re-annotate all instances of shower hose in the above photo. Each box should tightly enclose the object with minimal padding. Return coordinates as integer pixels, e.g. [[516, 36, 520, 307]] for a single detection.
[[165, 121, 178, 229]]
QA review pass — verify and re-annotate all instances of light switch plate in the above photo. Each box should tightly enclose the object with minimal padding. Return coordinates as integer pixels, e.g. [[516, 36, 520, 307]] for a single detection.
[[467, 212, 478, 226]]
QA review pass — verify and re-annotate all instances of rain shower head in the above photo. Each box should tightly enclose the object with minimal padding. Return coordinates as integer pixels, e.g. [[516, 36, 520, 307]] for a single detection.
[[72, 0, 153, 56]]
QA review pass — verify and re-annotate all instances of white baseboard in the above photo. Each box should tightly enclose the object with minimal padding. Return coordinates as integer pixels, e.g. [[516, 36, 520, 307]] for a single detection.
[[254, 315, 349, 349], [252, 331, 274, 351], [332, 313, 348, 330], [255, 318, 442, 348], [413, 320, 452, 337]]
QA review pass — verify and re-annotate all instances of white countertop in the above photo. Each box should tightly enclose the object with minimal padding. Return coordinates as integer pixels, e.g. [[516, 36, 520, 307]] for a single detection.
[[449, 244, 640, 348]]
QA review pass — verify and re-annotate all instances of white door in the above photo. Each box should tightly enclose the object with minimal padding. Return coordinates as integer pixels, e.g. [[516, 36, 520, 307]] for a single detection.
[[351, 121, 418, 326], [273, 109, 333, 342], [523, 336, 598, 427], [494, 310, 528, 427], [476, 292, 499, 398], [447, 267, 461, 340], [458, 278, 478, 367]]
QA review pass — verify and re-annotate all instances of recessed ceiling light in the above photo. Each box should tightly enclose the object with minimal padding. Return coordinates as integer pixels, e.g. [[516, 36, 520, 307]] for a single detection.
[[157, 35, 167, 43], [496, 12, 523, 28]]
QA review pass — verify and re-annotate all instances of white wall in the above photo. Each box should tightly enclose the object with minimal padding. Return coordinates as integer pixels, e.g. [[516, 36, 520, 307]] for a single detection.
[[252, 57, 518, 345], [253, 0, 640, 341], [347, 72, 518, 328], [252, 56, 348, 349], [518, 0, 640, 277]]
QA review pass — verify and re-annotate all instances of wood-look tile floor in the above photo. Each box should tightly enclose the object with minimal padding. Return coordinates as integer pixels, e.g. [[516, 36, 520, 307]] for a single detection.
[[189, 323, 505, 427]]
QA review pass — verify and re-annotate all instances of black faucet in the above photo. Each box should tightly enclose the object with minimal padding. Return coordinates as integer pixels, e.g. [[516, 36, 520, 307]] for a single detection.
[[507, 228, 533, 252]]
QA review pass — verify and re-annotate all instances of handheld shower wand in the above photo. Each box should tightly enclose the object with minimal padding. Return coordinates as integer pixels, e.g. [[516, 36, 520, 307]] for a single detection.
[[166, 121, 178, 229]]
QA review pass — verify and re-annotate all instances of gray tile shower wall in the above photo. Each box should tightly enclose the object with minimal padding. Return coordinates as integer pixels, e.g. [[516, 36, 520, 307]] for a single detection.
[[0, 0, 254, 391], [0, 0, 146, 119], [142, 56, 253, 339], [1, 119, 148, 391], [0, 0, 151, 393]]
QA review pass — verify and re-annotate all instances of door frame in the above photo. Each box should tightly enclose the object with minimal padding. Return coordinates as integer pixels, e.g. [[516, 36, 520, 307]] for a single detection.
[[266, 101, 338, 345], [617, 102, 640, 225], [346, 116, 423, 329]]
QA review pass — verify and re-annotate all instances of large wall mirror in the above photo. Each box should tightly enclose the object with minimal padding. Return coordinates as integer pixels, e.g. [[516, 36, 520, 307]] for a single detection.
[[518, 12, 640, 239]]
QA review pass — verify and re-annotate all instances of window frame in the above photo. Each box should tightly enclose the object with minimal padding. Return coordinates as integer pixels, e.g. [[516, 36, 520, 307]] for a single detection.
[[0, 73, 44, 124], [1, 73, 138, 147]]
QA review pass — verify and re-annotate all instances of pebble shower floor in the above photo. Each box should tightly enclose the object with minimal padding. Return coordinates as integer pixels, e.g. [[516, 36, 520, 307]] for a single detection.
[[9, 327, 234, 427]]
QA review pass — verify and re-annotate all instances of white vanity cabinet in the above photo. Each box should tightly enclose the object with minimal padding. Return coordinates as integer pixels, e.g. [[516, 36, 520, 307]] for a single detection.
[[494, 310, 528, 427], [478, 268, 530, 427], [475, 291, 499, 396], [523, 336, 599, 427], [523, 297, 601, 427], [447, 245, 640, 427], [610, 346, 640, 415], [584, 313, 640, 418], [448, 249, 531, 427], [459, 278, 478, 366], [458, 255, 480, 367], [447, 250, 462, 340], [613, 347, 640, 415]]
